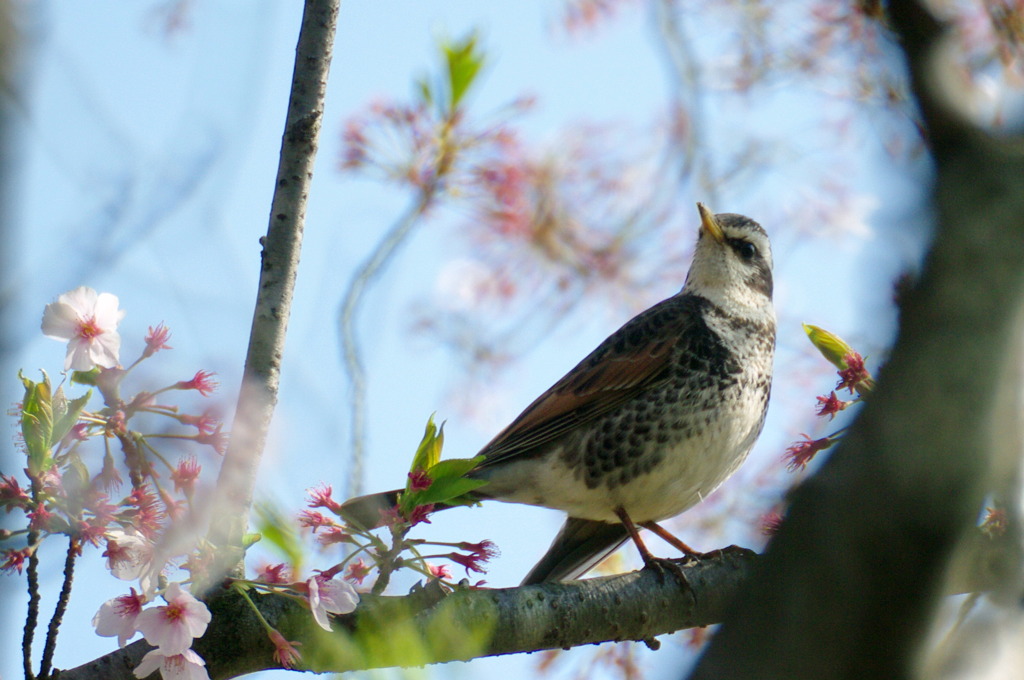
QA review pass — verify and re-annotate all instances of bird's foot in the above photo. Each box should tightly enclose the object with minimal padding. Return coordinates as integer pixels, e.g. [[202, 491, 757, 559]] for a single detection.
[[641, 556, 692, 590]]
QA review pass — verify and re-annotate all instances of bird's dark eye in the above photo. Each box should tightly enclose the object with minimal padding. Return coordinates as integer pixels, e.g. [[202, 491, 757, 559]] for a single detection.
[[730, 239, 757, 261]]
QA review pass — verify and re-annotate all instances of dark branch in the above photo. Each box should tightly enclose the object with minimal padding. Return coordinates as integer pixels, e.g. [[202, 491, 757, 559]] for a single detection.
[[23, 530, 39, 680], [38, 537, 78, 679], [687, 2, 1024, 679], [53, 550, 756, 680], [204, 0, 340, 583]]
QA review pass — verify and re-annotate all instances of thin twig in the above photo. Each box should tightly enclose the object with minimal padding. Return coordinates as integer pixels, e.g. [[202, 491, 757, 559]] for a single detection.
[[652, 0, 719, 205], [204, 0, 340, 585], [339, 190, 434, 499], [23, 530, 39, 680], [38, 537, 78, 680]]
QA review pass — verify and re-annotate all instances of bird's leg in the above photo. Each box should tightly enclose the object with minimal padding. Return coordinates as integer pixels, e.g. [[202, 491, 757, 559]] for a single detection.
[[615, 508, 689, 587], [615, 507, 656, 563], [641, 521, 757, 561], [641, 521, 703, 559]]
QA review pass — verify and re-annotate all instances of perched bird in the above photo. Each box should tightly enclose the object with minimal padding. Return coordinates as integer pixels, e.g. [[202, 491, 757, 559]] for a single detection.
[[341, 203, 775, 585]]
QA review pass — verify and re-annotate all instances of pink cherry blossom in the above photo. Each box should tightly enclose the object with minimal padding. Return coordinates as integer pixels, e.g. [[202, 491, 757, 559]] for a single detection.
[[255, 562, 291, 584], [92, 588, 145, 647], [41, 286, 125, 371], [135, 582, 211, 655], [307, 574, 359, 631], [143, 323, 173, 358], [175, 370, 218, 396], [269, 629, 302, 669], [103, 529, 155, 582], [170, 457, 201, 496], [1, 547, 31, 574], [344, 559, 372, 585], [428, 563, 452, 579], [133, 647, 209, 680]]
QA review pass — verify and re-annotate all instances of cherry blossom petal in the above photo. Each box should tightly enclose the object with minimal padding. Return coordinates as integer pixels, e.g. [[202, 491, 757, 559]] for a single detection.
[[308, 575, 359, 631], [103, 529, 154, 582], [41, 286, 125, 370], [135, 582, 211, 655], [92, 589, 145, 647], [87, 329, 122, 370], [40, 295, 85, 338], [93, 292, 126, 327], [134, 648, 209, 680]]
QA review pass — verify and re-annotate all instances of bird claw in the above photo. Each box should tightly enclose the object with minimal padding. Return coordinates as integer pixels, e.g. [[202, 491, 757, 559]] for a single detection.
[[641, 556, 692, 589]]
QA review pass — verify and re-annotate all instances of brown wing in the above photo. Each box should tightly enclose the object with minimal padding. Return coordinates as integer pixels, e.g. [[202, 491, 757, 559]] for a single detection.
[[476, 296, 689, 468]]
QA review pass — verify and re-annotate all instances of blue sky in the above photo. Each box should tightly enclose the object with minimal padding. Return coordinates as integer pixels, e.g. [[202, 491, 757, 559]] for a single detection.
[[1, 2, 931, 679]]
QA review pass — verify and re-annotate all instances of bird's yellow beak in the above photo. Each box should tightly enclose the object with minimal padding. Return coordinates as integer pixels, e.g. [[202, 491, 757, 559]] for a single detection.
[[697, 202, 725, 243]]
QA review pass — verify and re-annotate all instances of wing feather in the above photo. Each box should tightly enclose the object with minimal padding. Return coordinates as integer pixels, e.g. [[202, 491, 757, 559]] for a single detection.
[[477, 295, 696, 468]]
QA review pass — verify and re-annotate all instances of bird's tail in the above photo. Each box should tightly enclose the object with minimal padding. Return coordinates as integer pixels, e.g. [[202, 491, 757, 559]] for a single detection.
[[337, 489, 402, 530], [521, 517, 629, 585], [338, 489, 472, 529]]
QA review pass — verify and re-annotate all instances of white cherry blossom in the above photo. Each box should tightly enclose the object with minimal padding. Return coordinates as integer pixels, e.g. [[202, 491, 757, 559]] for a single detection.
[[307, 574, 359, 631], [103, 529, 155, 583], [133, 647, 209, 680], [41, 286, 125, 370], [135, 582, 211, 655], [92, 588, 145, 647]]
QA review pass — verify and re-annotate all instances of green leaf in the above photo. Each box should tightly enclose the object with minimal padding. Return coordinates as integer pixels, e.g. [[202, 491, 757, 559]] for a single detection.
[[19, 371, 55, 475], [427, 455, 484, 481], [401, 455, 487, 511], [51, 390, 91, 448], [443, 32, 484, 110], [70, 368, 100, 386], [62, 453, 91, 513], [254, 501, 304, 571], [409, 415, 444, 475], [412, 477, 488, 507], [803, 324, 856, 370], [415, 75, 433, 108]]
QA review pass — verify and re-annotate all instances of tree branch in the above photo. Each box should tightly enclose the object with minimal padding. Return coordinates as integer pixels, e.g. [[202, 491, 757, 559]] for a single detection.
[[52, 522, 1021, 680], [38, 538, 77, 680], [204, 0, 340, 579], [686, 2, 1024, 679], [53, 551, 756, 680]]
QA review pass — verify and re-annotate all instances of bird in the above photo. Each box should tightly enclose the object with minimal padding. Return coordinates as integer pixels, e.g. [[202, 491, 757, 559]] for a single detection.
[[341, 203, 775, 585]]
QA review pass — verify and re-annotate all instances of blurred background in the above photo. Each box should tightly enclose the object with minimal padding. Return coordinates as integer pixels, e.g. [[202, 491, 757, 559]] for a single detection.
[[2, 1, 1019, 679]]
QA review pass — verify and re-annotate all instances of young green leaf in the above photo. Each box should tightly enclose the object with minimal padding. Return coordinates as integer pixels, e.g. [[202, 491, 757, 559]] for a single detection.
[[412, 477, 488, 507], [803, 324, 857, 369], [61, 454, 91, 513], [52, 390, 91, 448], [19, 371, 55, 475], [427, 455, 485, 482], [409, 415, 444, 475], [254, 501, 304, 572], [443, 32, 484, 111], [399, 454, 488, 513], [415, 75, 434, 109], [70, 368, 101, 386]]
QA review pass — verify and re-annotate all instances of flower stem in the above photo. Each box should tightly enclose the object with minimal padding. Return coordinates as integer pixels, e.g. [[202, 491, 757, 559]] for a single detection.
[[232, 583, 277, 635]]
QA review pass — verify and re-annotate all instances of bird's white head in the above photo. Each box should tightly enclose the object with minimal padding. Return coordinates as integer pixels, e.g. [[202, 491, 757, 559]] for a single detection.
[[682, 203, 774, 316]]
